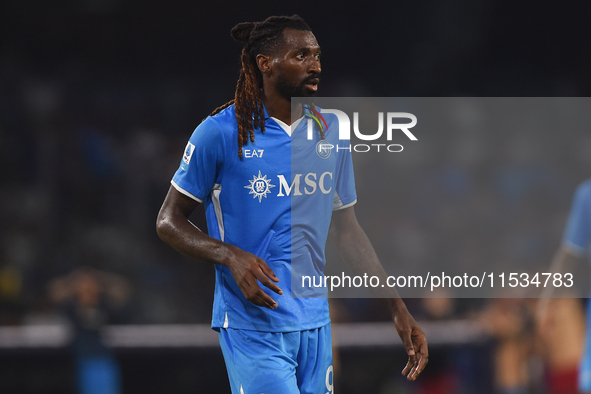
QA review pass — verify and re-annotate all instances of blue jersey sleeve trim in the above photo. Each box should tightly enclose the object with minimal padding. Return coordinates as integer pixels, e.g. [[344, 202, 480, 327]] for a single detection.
[[171, 115, 226, 203], [171, 180, 203, 203], [333, 199, 357, 211]]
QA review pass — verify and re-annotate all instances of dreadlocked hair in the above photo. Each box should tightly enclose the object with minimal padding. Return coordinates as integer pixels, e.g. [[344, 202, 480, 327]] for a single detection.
[[306, 103, 325, 140], [208, 15, 312, 157]]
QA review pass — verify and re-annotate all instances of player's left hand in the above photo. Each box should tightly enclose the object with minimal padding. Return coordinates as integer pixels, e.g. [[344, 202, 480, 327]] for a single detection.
[[393, 309, 428, 381]]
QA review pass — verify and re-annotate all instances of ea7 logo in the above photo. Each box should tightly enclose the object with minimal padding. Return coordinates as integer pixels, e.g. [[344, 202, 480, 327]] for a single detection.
[[243, 149, 264, 158], [307, 111, 417, 141]]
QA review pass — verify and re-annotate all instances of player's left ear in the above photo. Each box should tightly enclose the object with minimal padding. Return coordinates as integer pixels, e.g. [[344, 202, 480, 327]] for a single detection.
[[256, 54, 272, 75]]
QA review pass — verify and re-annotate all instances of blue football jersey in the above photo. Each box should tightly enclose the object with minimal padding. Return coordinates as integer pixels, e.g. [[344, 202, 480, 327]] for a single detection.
[[563, 178, 591, 255], [171, 104, 357, 332]]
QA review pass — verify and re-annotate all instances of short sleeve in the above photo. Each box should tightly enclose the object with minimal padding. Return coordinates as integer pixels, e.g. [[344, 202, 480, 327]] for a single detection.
[[562, 180, 591, 255], [171, 117, 225, 202], [333, 141, 357, 210]]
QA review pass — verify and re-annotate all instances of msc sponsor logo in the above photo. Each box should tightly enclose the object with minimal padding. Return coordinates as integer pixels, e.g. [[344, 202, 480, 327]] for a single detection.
[[277, 172, 333, 196], [245, 171, 333, 202], [244, 171, 275, 202]]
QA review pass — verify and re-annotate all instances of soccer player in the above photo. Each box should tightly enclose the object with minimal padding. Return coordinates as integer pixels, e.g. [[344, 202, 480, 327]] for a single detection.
[[539, 178, 591, 394], [156, 15, 428, 393]]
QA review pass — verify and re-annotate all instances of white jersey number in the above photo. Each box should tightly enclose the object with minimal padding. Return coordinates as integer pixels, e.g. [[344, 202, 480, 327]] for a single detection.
[[325, 364, 334, 394]]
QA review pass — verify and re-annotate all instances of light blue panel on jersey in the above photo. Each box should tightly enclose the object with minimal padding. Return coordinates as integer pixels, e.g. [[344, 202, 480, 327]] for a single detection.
[[289, 107, 357, 298], [171, 104, 356, 333]]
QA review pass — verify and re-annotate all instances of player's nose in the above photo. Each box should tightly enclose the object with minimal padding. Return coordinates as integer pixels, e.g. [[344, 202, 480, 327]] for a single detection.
[[308, 58, 321, 74]]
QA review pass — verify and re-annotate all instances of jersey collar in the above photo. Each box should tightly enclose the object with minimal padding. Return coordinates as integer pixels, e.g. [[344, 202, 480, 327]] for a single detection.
[[260, 104, 325, 134], [260, 103, 312, 121]]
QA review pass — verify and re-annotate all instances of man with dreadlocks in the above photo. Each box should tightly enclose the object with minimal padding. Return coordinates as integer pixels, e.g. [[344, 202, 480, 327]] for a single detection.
[[156, 15, 428, 394]]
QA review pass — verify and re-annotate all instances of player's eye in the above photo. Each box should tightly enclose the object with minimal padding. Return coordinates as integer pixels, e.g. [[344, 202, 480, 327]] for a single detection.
[[315, 53, 321, 61], [296, 53, 304, 60]]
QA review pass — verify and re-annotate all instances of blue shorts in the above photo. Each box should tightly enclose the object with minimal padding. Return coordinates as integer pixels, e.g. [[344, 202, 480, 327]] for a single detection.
[[218, 324, 333, 394]]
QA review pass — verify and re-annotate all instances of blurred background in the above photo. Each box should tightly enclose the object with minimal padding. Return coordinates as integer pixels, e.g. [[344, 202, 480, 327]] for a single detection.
[[2, 0, 591, 393]]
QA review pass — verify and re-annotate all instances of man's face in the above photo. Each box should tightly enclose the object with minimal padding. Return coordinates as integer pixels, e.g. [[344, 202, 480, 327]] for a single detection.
[[270, 28, 321, 100]]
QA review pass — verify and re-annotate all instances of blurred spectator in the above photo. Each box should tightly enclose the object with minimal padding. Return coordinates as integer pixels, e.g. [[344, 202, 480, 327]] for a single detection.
[[480, 298, 534, 394], [0, 265, 24, 325], [48, 267, 131, 394]]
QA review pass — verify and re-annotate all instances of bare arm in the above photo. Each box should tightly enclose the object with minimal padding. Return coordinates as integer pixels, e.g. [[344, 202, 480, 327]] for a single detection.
[[328, 206, 428, 381], [536, 245, 582, 319], [547, 246, 581, 287], [156, 186, 282, 309]]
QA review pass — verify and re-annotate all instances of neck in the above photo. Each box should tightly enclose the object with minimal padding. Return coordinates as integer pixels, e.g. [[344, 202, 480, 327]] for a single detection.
[[261, 84, 302, 125]]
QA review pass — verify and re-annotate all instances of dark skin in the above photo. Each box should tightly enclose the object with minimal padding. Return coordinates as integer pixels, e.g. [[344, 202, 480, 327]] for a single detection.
[[255, 28, 321, 124], [156, 28, 427, 381]]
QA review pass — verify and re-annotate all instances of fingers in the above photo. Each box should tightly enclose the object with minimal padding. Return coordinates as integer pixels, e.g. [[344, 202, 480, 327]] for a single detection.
[[237, 258, 283, 310], [228, 246, 284, 310], [252, 291, 278, 310], [411, 347, 428, 380], [241, 274, 279, 310], [400, 333, 417, 380], [401, 354, 415, 377], [401, 330, 428, 381], [404, 346, 428, 381], [260, 262, 280, 283], [255, 262, 283, 295]]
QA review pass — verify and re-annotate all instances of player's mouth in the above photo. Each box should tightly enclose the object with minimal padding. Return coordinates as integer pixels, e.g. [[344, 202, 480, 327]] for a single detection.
[[305, 78, 320, 92]]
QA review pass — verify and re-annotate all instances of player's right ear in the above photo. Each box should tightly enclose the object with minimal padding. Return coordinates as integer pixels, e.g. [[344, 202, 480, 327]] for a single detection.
[[256, 54, 272, 75]]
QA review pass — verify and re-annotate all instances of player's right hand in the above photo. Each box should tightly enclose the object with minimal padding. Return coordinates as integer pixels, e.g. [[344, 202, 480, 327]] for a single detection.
[[224, 245, 283, 309]]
